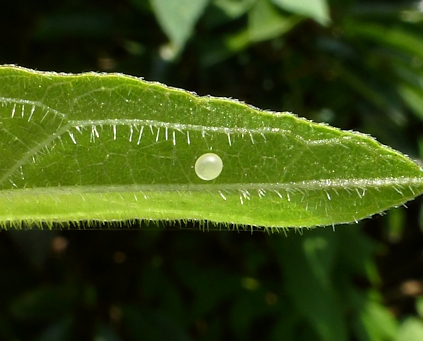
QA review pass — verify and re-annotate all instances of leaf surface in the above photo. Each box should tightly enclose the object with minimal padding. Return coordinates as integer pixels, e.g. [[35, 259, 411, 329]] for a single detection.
[[271, 0, 330, 25], [150, 0, 210, 49], [248, 0, 302, 42], [0, 65, 422, 229]]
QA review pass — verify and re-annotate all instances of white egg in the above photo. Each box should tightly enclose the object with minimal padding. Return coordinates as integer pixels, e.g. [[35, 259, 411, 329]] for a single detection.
[[195, 153, 223, 181]]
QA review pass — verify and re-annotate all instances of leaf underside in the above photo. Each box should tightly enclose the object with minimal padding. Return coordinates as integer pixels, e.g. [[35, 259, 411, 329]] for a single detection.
[[0, 65, 422, 230]]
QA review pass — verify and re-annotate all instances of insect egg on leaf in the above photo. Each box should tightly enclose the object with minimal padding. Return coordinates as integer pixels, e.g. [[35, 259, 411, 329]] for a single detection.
[[195, 153, 223, 181]]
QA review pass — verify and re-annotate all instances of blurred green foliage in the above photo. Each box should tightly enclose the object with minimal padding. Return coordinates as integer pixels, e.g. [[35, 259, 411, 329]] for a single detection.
[[1, 0, 423, 340]]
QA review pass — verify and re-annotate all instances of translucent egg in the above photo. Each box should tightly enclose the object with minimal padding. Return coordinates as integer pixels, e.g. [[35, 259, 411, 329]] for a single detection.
[[195, 153, 223, 181]]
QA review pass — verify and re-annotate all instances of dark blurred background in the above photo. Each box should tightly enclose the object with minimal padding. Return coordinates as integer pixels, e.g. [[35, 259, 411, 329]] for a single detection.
[[1, 0, 423, 340]]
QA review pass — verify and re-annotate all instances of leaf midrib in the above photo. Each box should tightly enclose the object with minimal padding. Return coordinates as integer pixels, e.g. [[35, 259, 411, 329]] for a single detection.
[[1, 177, 422, 198]]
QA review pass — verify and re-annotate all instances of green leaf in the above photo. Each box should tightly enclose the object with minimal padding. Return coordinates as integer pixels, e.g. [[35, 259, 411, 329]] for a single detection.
[[213, 0, 256, 20], [357, 298, 398, 340], [0, 65, 422, 230], [393, 65, 423, 121], [271, 0, 330, 25], [398, 83, 423, 121], [150, 0, 210, 49], [204, 0, 256, 29], [343, 20, 423, 61], [248, 0, 302, 42], [275, 232, 348, 341], [397, 317, 423, 341]]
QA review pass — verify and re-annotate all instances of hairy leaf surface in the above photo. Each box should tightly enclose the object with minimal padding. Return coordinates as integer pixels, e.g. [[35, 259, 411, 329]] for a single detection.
[[0, 65, 422, 230]]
